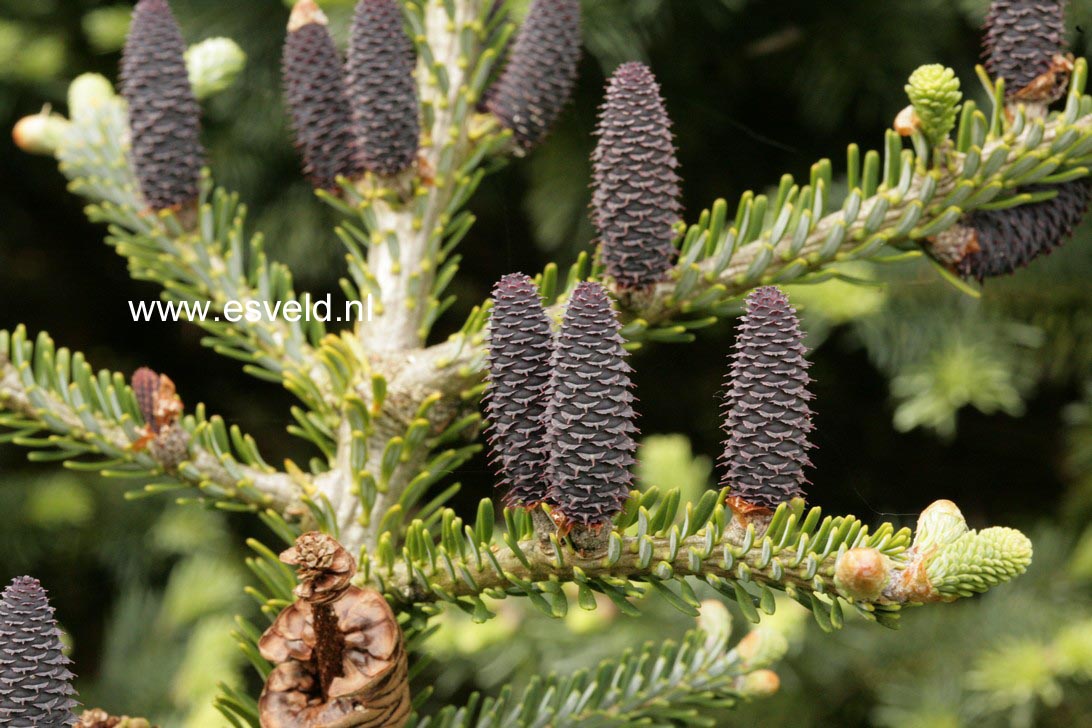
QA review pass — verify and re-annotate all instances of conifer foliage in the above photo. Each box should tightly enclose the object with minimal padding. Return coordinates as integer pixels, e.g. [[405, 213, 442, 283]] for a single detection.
[[346, 0, 420, 177], [282, 0, 362, 190], [927, 0, 1088, 280], [120, 0, 204, 210], [484, 0, 582, 151], [591, 62, 682, 291], [543, 281, 638, 530], [720, 287, 815, 511], [7, 0, 1087, 723], [485, 273, 555, 509], [0, 577, 78, 727]]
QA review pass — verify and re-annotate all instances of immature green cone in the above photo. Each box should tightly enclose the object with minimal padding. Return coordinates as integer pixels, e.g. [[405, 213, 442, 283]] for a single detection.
[[120, 0, 205, 210], [484, 0, 582, 152], [282, 0, 363, 190], [592, 62, 682, 290], [544, 281, 638, 530], [983, 0, 1072, 103], [346, 0, 420, 176], [720, 287, 815, 512], [905, 64, 961, 147], [0, 577, 78, 726]]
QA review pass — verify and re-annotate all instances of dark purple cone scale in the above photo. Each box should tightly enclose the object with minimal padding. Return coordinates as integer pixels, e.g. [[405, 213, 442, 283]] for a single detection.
[[282, 2, 363, 190], [120, 0, 204, 210], [132, 367, 161, 434], [484, 0, 582, 151], [0, 577, 78, 727], [984, 0, 1070, 102], [346, 0, 420, 176], [720, 287, 814, 511], [591, 62, 682, 290], [544, 282, 638, 529], [956, 180, 1091, 281], [485, 274, 555, 508]]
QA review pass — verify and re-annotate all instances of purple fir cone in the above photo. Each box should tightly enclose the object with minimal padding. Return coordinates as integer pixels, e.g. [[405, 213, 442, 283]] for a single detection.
[[484, 0, 582, 152], [0, 577, 78, 727], [120, 0, 204, 210], [485, 274, 556, 508], [720, 287, 815, 511], [544, 281, 638, 530], [346, 0, 420, 176], [952, 180, 1091, 281], [591, 62, 682, 290], [984, 0, 1071, 103], [282, 0, 363, 190]]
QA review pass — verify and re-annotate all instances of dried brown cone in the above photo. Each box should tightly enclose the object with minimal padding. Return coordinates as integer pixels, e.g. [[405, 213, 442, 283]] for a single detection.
[[259, 533, 410, 728], [76, 709, 152, 728], [120, 0, 204, 211], [279, 531, 358, 604], [983, 0, 1072, 103], [283, 0, 364, 190]]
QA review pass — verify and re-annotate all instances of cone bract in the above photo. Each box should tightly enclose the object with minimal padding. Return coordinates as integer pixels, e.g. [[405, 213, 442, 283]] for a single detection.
[[544, 281, 638, 528], [0, 577, 78, 727], [720, 286, 815, 510], [484, 0, 582, 151], [346, 0, 420, 176], [592, 62, 682, 290], [485, 273, 555, 508], [120, 0, 204, 210]]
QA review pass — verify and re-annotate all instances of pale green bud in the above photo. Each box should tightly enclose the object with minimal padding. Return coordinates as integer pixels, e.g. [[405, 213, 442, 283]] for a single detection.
[[67, 73, 115, 121], [913, 499, 968, 553], [185, 37, 247, 101], [12, 111, 69, 156], [905, 64, 962, 147]]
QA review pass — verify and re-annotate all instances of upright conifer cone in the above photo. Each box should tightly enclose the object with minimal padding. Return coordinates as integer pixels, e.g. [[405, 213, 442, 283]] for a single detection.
[[983, 0, 1071, 103], [0, 577, 78, 727], [120, 0, 204, 211], [940, 180, 1091, 281], [591, 62, 682, 290], [720, 287, 814, 512], [346, 0, 420, 177], [484, 0, 582, 152], [282, 0, 363, 190], [544, 282, 638, 529], [485, 274, 555, 508]]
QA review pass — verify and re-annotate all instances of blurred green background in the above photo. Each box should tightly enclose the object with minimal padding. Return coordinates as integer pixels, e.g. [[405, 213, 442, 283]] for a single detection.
[[2, 0, 1092, 725]]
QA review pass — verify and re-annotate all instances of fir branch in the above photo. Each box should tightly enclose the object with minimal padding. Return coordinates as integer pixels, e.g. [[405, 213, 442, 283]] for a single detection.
[[0, 326, 305, 513], [373, 494, 1030, 632], [415, 601, 783, 728], [54, 81, 329, 407]]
